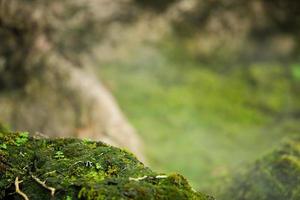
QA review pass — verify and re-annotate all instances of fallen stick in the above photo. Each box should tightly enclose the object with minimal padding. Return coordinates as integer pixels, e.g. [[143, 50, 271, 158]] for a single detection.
[[15, 177, 29, 200], [31, 175, 56, 197]]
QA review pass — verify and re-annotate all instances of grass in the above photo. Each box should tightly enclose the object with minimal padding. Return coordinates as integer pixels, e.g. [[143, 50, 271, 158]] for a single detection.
[[97, 41, 299, 192]]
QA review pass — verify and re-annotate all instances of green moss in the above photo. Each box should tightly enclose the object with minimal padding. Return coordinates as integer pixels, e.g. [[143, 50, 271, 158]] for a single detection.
[[0, 131, 213, 200], [219, 137, 300, 200]]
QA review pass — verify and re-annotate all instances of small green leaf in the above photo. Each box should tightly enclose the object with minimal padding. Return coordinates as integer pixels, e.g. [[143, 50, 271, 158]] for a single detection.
[[0, 143, 7, 149], [54, 151, 65, 159], [96, 163, 102, 170], [66, 196, 72, 200], [15, 132, 29, 146], [19, 132, 29, 138]]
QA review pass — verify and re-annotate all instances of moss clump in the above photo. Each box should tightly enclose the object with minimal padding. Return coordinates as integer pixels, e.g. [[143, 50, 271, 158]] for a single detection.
[[219, 137, 300, 200], [0, 131, 212, 200]]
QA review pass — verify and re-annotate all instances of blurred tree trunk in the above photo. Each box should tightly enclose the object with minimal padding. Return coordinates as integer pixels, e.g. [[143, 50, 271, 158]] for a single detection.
[[0, 0, 144, 160]]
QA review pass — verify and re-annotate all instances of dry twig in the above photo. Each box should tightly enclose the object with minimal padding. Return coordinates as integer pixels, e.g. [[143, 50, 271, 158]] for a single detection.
[[15, 177, 29, 200], [31, 175, 56, 197]]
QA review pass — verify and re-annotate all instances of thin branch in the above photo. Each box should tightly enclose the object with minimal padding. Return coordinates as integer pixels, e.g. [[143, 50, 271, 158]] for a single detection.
[[31, 175, 56, 197], [129, 175, 168, 182], [15, 177, 29, 200], [155, 175, 168, 179], [129, 175, 148, 181]]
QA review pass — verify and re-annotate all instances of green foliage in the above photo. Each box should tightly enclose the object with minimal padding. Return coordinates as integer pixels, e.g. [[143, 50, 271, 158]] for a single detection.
[[14, 132, 29, 146], [54, 151, 65, 159], [66, 196, 72, 200], [0, 130, 212, 199], [218, 137, 300, 200], [0, 143, 7, 150]]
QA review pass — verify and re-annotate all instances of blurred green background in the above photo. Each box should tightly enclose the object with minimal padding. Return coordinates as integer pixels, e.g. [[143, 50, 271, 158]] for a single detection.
[[94, 1, 300, 191], [1, 0, 300, 196], [98, 39, 300, 190]]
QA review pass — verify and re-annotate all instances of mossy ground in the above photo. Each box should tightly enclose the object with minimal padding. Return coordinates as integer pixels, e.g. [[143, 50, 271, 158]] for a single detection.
[[218, 137, 300, 200], [0, 129, 212, 200]]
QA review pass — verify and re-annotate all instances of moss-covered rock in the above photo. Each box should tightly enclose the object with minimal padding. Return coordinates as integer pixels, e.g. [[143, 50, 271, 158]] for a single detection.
[[219, 137, 300, 200], [0, 130, 213, 200]]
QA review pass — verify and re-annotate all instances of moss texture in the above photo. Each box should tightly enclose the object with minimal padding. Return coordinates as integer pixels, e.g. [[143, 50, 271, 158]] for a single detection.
[[0, 129, 213, 200], [219, 137, 300, 200]]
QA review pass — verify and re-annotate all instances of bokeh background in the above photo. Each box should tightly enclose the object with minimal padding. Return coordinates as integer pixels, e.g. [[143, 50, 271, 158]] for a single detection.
[[1, 0, 300, 197]]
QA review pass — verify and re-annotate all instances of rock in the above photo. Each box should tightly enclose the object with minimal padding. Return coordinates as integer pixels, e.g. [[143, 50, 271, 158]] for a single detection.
[[0, 129, 213, 200]]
